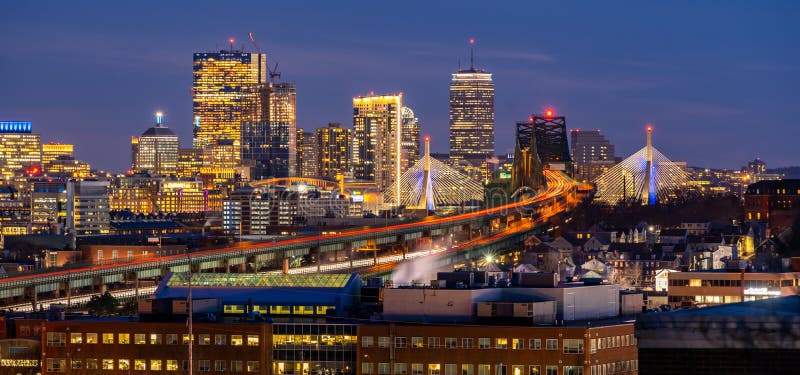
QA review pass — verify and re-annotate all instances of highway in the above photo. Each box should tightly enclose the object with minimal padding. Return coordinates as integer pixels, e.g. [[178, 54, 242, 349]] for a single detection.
[[0, 170, 576, 306]]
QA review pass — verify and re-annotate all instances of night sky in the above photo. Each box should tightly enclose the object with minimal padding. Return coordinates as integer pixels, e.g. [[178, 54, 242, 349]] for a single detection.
[[2, 1, 798, 172]]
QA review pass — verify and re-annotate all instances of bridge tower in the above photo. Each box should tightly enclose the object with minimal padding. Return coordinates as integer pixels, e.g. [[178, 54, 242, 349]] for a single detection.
[[528, 109, 572, 171], [511, 115, 545, 195]]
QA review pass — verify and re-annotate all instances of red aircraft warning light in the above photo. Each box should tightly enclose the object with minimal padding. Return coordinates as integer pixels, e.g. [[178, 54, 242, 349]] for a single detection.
[[545, 109, 555, 118], [646, 124, 653, 133]]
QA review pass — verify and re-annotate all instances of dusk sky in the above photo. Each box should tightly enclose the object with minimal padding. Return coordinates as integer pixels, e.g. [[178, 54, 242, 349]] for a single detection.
[[2, 1, 798, 172]]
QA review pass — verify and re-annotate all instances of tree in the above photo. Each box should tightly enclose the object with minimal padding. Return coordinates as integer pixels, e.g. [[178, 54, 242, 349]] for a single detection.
[[86, 291, 120, 317]]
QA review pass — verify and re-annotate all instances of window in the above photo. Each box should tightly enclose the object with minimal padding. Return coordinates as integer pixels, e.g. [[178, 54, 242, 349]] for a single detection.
[[231, 335, 243, 346], [496, 364, 507, 375], [479, 364, 491, 375], [46, 358, 66, 372], [150, 333, 162, 345], [462, 364, 474, 375], [86, 333, 98, 344], [361, 364, 380, 375], [446, 364, 457, 375], [134, 333, 146, 344], [71, 359, 82, 370], [362, 336, 374, 347], [378, 336, 390, 348], [545, 366, 557, 375], [512, 366, 524, 375], [562, 366, 582, 375], [247, 335, 259, 346], [167, 360, 178, 371], [119, 359, 130, 370], [46, 332, 66, 347], [445, 337, 457, 348], [478, 338, 491, 349], [102, 359, 115, 370], [563, 339, 583, 354], [428, 337, 441, 348], [151, 360, 162, 371], [529, 366, 541, 375], [412, 337, 424, 348], [590, 339, 596, 353], [512, 338, 523, 350], [183, 334, 193, 345], [379, 363, 391, 375], [395, 337, 407, 348], [215, 360, 226, 371], [200, 334, 211, 345], [200, 360, 211, 372], [134, 359, 146, 370], [247, 361, 260, 373], [215, 334, 226, 345], [119, 333, 130, 344], [231, 361, 243, 372], [412, 364, 424, 375], [70, 333, 82, 344], [462, 337, 474, 349], [395, 363, 408, 375], [546, 339, 557, 350], [496, 338, 508, 349], [429, 364, 441, 375], [86, 359, 98, 369], [166, 334, 178, 345]]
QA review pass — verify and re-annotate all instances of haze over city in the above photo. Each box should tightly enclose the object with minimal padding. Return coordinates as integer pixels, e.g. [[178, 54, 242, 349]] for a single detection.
[[2, 1, 798, 172]]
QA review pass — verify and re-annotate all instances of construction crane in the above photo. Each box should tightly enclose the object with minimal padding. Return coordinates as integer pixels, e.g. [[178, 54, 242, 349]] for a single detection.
[[249, 32, 281, 82]]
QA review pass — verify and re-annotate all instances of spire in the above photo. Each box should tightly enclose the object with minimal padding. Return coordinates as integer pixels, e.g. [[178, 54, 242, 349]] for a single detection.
[[155, 112, 163, 126], [469, 38, 475, 70]]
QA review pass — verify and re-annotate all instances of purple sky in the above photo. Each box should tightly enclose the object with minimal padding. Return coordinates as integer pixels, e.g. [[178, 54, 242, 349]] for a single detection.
[[1, 1, 798, 172]]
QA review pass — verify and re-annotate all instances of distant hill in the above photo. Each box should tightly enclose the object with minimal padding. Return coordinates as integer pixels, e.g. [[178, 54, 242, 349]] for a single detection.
[[767, 166, 800, 179]]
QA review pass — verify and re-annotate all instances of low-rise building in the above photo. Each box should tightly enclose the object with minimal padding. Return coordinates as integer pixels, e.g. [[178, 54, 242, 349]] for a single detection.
[[666, 270, 800, 308]]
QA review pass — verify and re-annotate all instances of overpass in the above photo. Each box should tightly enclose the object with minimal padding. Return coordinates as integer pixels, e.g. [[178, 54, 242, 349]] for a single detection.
[[0, 170, 577, 307]]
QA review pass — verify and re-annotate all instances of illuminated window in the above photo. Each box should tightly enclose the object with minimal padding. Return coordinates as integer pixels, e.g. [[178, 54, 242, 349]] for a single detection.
[[134, 334, 146, 344], [183, 334, 194, 345], [71, 359, 82, 370], [150, 333, 162, 345], [429, 364, 441, 375], [167, 360, 178, 371], [86, 333, 98, 344], [689, 279, 702, 287], [200, 334, 211, 345], [294, 305, 314, 314], [215, 334, 226, 345], [412, 337, 424, 348], [529, 366, 541, 375], [247, 361, 260, 373], [231, 335, 243, 346], [86, 359, 98, 369], [512, 338, 524, 350], [151, 360, 162, 371], [134, 359, 146, 371], [119, 359, 130, 370], [70, 333, 82, 344], [46, 332, 66, 347], [119, 333, 130, 344], [46, 358, 66, 372], [102, 359, 114, 370], [462, 364, 474, 375], [247, 335, 259, 346], [412, 364, 424, 375], [496, 338, 508, 349]]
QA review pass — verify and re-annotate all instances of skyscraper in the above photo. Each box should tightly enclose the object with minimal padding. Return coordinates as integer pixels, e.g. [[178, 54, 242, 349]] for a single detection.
[[570, 129, 615, 181], [131, 112, 179, 176], [353, 94, 402, 195], [67, 180, 110, 235], [297, 129, 318, 178], [192, 49, 267, 164], [400, 106, 420, 173], [449, 40, 494, 166], [42, 142, 74, 172], [317, 122, 351, 180], [241, 82, 297, 179], [0, 121, 41, 178]]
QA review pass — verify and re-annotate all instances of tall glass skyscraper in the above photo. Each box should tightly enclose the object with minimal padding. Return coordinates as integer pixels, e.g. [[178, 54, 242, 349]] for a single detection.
[[317, 123, 351, 180], [353, 94, 402, 194], [131, 113, 179, 176], [400, 106, 420, 174], [449, 43, 494, 164], [0, 121, 41, 178], [192, 50, 267, 164], [241, 82, 297, 179]]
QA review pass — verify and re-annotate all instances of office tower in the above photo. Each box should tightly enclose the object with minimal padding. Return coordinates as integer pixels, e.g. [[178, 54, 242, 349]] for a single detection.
[[241, 82, 297, 179], [449, 41, 495, 165], [192, 49, 267, 163], [156, 180, 206, 213], [317, 123, 351, 180], [297, 129, 318, 178], [30, 181, 68, 234], [353, 94, 402, 196], [67, 180, 110, 235], [0, 121, 41, 178], [45, 158, 92, 178], [41, 143, 74, 172], [570, 129, 615, 181], [131, 112, 179, 176], [400, 106, 420, 173], [177, 148, 202, 178]]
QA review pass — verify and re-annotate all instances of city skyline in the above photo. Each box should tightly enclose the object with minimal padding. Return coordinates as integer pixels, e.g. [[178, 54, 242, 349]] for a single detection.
[[1, 1, 798, 172]]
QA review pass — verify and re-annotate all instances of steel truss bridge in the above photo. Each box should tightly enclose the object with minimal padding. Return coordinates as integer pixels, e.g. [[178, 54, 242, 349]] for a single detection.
[[0, 171, 577, 307]]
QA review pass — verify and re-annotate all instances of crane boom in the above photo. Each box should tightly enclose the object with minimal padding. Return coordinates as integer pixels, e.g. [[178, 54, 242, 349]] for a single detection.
[[248, 31, 281, 82]]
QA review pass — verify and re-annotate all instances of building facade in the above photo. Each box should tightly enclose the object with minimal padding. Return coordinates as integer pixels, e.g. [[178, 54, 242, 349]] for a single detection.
[[242, 82, 298, 179], [448, 59, 494, 163], [66, 180, 111, 235], [666, 271, 800, 308], [30, 181, 68, 234], [744, 179, 800, 234], [192, 50, 267, 163], [132, 113, 179, 176], [297, 129, 318, 178], [317, 123, 351, 180], [569, 130, 615, 182], [0, 121, 41, 178], [41, 143, 74, 172], [353, 94, 402, 193], [400, 107, 420, 174]]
